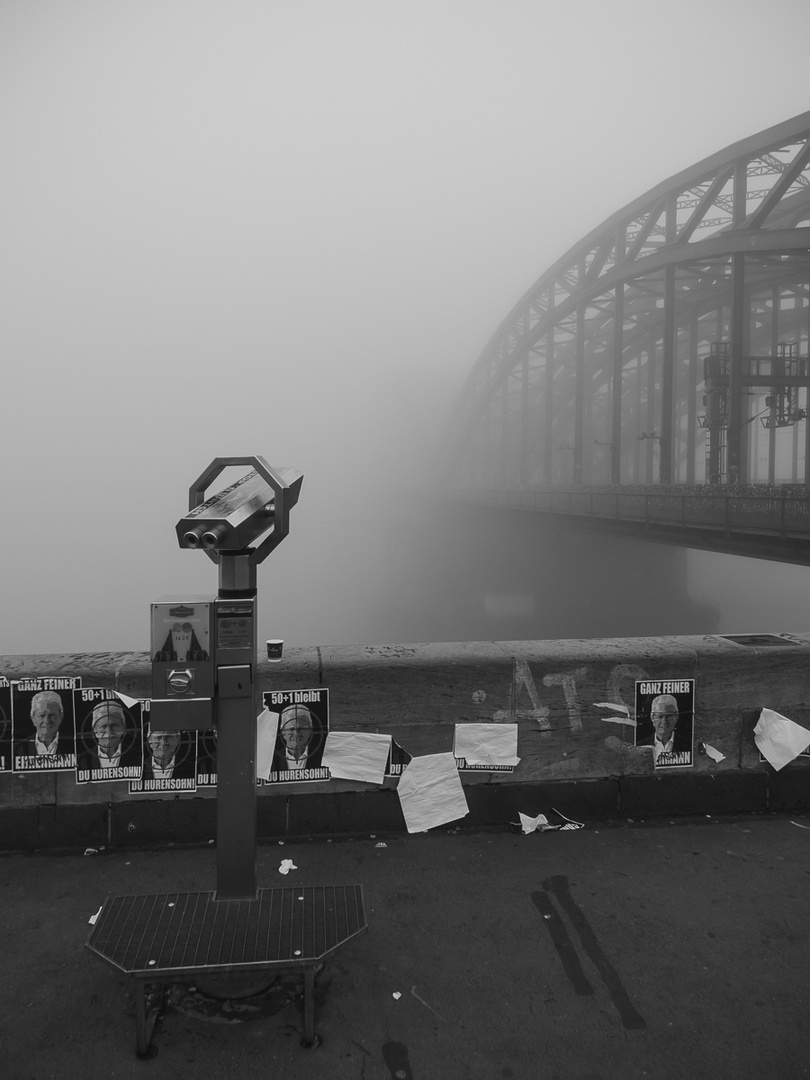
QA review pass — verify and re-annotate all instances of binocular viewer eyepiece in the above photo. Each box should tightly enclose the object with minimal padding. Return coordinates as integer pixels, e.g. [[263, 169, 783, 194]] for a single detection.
[[181, 504, 274, 550]]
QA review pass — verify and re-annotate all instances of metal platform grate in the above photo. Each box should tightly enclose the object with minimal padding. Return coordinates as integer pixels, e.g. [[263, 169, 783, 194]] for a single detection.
[[86, 885, 366, 977]]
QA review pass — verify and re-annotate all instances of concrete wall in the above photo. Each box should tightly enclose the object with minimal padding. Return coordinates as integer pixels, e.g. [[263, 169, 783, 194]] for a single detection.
[[2, 633, 809, 851]]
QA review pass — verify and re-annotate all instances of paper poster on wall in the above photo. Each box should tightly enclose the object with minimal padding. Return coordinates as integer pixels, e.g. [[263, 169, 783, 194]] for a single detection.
[[755, 708, 810, 770], [261, 688, 330, 783], [453, 723, 519, 771], [397, 752, 469, 833], [321, 731, 391, 784], [151, 605, 210, 662], [634, 679, 695, 768], [256, 706, 280, 781], [757, 744, 810, 766], [128, 713, 198, 793], [12, 677, 81, 772], [0, 678, 11, 772], [386, 739, 412, 777], [74, 688, 145, 783], [196, 729, 218, 786]]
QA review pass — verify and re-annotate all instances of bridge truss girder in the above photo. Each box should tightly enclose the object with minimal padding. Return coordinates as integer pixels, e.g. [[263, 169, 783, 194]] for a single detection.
[[447, 111, 810, 489]]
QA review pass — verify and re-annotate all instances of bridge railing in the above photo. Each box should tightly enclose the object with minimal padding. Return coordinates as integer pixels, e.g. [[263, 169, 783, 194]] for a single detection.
[[462, 487, 810, 539]]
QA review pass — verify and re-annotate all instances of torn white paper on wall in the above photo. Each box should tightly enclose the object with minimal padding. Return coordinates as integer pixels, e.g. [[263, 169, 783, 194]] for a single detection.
[[453, 723, 519, 766], [703, 743, 726, 763], [593, 702, 636, 727], [116, 692, 141, 709], [754, 708, 810, 771], [256, 707, 280, 780], [321, 732, 391, 784], [397, 753, 469, 834]]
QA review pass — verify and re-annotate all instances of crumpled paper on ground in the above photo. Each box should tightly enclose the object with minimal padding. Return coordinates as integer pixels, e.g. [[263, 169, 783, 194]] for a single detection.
[[517, 812, 555, 834], [514, 809, 585, 833]]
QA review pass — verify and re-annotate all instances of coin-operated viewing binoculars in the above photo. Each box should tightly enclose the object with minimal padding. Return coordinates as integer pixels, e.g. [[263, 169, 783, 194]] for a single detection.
[[176, 464, 303, 557], [150, 456, 303, 900], [151, 457, 303, 730]]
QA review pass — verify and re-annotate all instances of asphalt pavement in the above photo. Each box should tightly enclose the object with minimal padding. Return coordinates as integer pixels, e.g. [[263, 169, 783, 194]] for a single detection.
[[2, 813, 809, 1080]]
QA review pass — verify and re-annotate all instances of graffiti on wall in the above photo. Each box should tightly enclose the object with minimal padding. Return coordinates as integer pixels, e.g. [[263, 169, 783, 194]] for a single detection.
[[483, 660, 698, 773]]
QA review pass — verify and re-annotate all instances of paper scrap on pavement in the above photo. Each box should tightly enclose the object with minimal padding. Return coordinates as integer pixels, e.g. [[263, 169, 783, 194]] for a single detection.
[[278, 859, 298, 875], [703, 742, 726, 763], [754, 708, 810, 770], [88, 905, 103, 925], [518, 812, 552, 834], [321, 731, 391, 784], [256, 707, 280, 780], [553, 808, 585, 830], [453, 723, 520, 766], [397, 753, 469, 833]]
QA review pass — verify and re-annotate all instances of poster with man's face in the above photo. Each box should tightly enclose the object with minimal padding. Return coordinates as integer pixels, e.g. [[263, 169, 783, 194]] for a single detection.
[[634, 679, 695, 768], [261, 688, 330, 783], [11, 677, 81, 772], [74, 688, 144, 783], [0, 678, 11, 772], [129, 708, 198, 793]]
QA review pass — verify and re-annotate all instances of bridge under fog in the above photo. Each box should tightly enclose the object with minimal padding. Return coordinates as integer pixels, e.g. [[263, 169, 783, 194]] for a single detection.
[[370, 114, 810, 645], [442, 111, 810, 570]]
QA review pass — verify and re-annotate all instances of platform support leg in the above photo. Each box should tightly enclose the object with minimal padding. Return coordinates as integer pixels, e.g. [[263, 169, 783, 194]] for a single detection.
[[302, 966, 315, 1047], [134, 979, 160, 1059]]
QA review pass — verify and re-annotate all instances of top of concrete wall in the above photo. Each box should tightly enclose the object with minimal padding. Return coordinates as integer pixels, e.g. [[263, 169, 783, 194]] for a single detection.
[[2, 631, 809, 679]]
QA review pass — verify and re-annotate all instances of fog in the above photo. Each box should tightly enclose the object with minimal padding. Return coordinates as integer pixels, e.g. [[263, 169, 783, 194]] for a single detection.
[[2, 0, 810, 657]]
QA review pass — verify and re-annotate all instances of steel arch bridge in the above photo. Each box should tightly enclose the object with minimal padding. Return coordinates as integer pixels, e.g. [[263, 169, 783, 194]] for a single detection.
[[446, 111, 810, 499]]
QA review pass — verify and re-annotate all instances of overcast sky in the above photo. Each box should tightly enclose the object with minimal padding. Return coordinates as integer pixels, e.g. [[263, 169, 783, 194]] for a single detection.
[[2, 0, 810, 656]]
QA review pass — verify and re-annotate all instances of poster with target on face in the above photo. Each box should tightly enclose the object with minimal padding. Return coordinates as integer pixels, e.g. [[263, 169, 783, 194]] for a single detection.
[[128, 709, 198, 794], [74, 688, 144, 784], [261, 688, 330, 783], [11, 677, 81, 772]]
